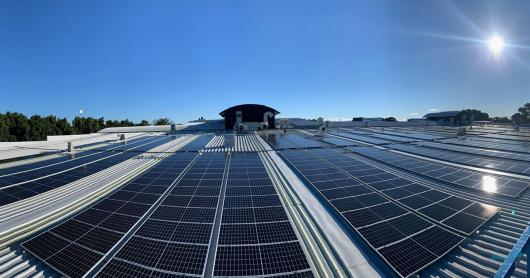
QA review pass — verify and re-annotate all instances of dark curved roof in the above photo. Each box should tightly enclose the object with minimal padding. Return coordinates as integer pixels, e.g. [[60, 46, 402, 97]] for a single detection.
[[219, 104, 280, 116], [424, 111, 460, 118]]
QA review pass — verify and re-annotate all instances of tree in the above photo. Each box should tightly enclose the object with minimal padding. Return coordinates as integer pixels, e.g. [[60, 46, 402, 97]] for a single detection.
[[457, 109, 489, 123], [512, 103, 530, 124], [383, 117, 397, 122], [492, 117, 511, 123], [152, 118, 173, 125], [138, 120, 150, 126], [4, 112, 30, 141], [0, 112, 173, 142]]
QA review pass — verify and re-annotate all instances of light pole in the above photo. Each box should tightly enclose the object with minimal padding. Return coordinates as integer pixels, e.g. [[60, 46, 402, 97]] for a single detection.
[[79, 109, 83, 145]]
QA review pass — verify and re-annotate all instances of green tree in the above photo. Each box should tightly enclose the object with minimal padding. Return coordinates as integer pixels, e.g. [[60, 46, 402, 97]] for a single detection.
[[512, 103, 530, 124], [138, 120, 150, 126], [152, 118, 173, 125], [457, 109, 489, 123], [0, 112, 167, 141]]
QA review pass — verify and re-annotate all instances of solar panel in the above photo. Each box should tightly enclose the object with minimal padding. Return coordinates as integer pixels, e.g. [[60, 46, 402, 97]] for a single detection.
[[0, 136, 177, 206], [0, 135, 152, 177], [306, 148, 499, 236], [21, 152, 198, 277], [417, 141, 530, 162], [351, 146, 528, 198], [455, 136, 530, 149], [279, 149, 469, 277], [330, 131, 395, 145], [94, 152, 225, 276], [178, 135, 215, 151], [213, 152, 313, 277], [389, 144, 530, 175], [260, 133, 300, 149]]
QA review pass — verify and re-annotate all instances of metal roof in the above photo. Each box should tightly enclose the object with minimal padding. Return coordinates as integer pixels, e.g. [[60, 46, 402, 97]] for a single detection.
[[2, 124, 530, 278]]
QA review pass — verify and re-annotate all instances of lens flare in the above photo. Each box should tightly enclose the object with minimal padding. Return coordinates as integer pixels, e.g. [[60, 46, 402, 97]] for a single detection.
[[488, 35, 505, 55]]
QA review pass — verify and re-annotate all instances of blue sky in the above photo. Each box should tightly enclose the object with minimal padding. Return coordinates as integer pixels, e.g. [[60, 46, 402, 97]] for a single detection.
[[1, 0, 529, 123]]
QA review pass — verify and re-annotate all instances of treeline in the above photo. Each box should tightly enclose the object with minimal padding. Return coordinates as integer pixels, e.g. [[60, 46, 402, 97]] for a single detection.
[[0, 112, 173, 142], [512, 103, 530, 124]]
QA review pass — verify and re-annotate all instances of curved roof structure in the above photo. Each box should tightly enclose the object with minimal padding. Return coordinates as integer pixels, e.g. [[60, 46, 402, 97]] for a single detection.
[[219, 104, 279, 116]]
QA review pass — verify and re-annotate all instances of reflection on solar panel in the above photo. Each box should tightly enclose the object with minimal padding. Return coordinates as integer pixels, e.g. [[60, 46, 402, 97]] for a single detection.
[[0, 136, 151, 177], [390, 144, 530, 175], [179, 135, 215, 151], [0, 136, 176, 206], [21, 151, 198, 278], [363, 132, 418, 143], [307, 148, 499, 236], [279, 149, 468, 277], [330, 131, 394, 145], [320, 136, 360, 146], [352, 147, 528, 198], [415, 141, 530, 162], [480, 133, 530, 142], [441, 137, 530, 154], [0, 136, 162, 186], [260, 134, 300, 149], [362, 128, 445, 140]]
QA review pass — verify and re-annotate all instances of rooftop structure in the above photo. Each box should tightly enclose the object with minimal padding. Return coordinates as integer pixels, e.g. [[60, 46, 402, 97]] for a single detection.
[[220, 104, 279, 130], [0, 118, 529, 278], [424, 111, 460, 124]]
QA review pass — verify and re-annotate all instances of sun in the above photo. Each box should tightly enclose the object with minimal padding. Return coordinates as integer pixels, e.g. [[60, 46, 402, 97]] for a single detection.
[[487, 35, 505, 55]]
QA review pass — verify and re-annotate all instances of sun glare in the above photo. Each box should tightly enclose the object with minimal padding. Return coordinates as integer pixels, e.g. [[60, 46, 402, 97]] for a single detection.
[[487, 35, 505, 55], [482, 175, 498, 193]]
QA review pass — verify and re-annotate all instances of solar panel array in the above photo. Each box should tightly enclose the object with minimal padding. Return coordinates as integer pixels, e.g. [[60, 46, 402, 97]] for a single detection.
[[363, 128, 445, 140], [480, 133, 530, 142], [352, 146, 528, 197], [0, 136, 176, 205], [415, 141, 530, 162], [389, 144, 530, 175], [279, 148, 467, 277], [22, 151, 198, 277], [21, 136, 315, 277], [320, 136, 361, 146], [215, 153, 312, 277], [13, 126, 525, 278], [440, 137, 530, 155], [0, 136, 150, 177], [260, 134, 300, 149], [98, 152, 225, 277], [363, 132, 418, 143], [0, 136, 156, 182], [330, 131, 394, 145], [308, 148, 498, 235]]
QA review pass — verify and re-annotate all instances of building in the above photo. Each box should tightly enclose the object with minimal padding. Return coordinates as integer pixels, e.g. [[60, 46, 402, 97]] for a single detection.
[[0, 116, 528, 278], [424, 110, 460, 124], [219, 104, 279, 130]]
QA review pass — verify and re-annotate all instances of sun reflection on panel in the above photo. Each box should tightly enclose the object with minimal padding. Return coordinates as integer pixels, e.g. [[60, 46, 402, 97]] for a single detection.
[[482, 175, 498, 193]]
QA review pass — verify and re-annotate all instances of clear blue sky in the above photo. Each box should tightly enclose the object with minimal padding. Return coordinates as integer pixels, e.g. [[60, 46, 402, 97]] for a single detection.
[[1, 0, 529, 122]]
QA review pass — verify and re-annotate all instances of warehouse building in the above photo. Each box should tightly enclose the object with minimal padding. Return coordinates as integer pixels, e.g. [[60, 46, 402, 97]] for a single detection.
[[0, 112, 529, 278]]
